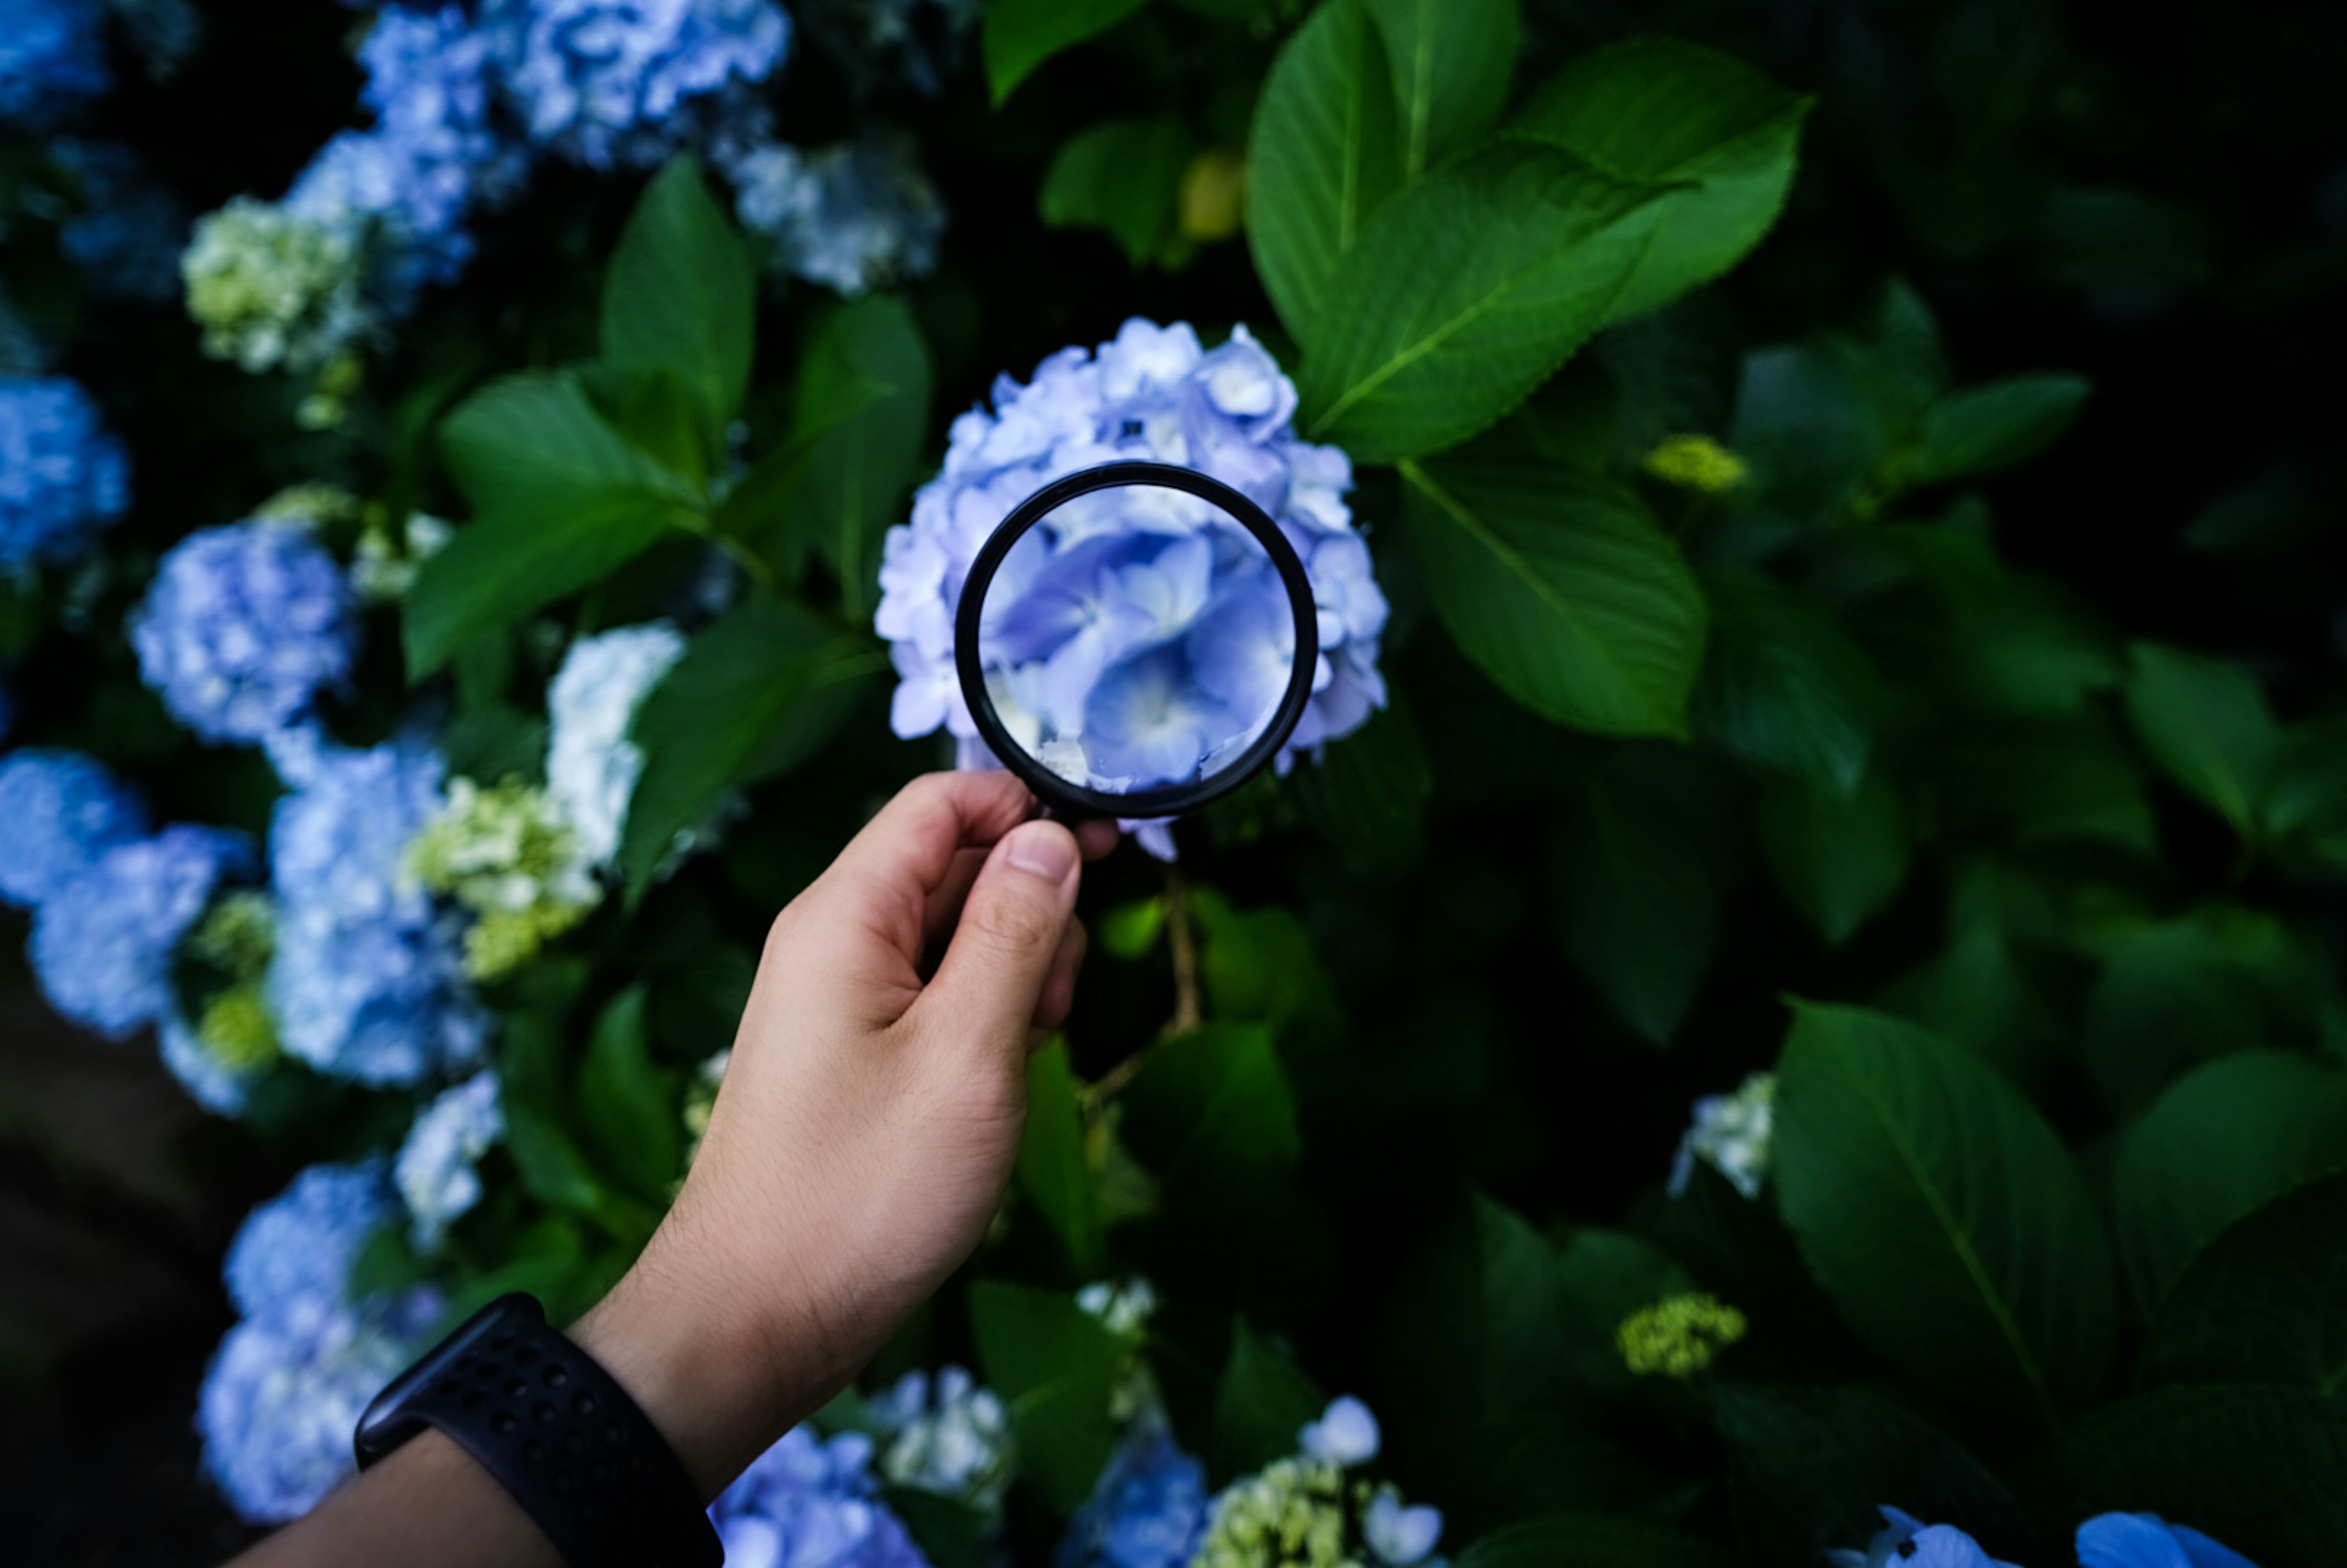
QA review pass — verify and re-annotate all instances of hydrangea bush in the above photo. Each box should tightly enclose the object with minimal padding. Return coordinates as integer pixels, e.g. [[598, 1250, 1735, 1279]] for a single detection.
[[2, 1, 2338, 1565]]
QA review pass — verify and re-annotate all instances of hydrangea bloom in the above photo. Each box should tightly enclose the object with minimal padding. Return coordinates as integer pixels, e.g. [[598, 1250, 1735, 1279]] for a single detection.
[[0, 749, 150, 907], [267, 742, 488, 1087], [494, 0, 792, 171], [182, 198, 370, 376], [2077, 1513, 2259, 1568], [708, 1426, 930, 1568], [1826, 1508, 2019, 1568], [160, 1003, 268, 1115], [224, 1159, 399, 1321], [395, 1070, 504, 1247], [724, 131, 945, 295], [1617, 1292, 1747, 1379], [130, 520, 359, 746], [1192, 1399, 1442, 1568], [29, 825, 252, 1038], [1297, 1396, 1379, 1467], [1059, 1424, 1208, 1568], [546, 621, 686, 865], [0, 375, 131, 568], [867, 1366, 1016, 1511], [876, 320, 1386, 800], [1668, 1071, 1774, 1200], [0, 0, 110, 130], [408, 777, 601, 979]]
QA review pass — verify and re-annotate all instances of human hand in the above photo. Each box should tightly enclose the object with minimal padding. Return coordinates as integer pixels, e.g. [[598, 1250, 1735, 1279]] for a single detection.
[[572, 772, 1116, 1495]]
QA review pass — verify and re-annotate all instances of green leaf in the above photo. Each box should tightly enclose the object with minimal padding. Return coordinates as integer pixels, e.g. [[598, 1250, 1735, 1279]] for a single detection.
[[1245, 0, 1405, 344], [2080, 906, 2321, 1113], [1189, 891, 1344, 1046], [2112, 1050, 2347, 1315], [1510, 38, 1809, 322], [2051, 1386, 2347, 1568], [983, 0, 1147, 103], [968, 1281, 1122, 1512], [1121, 1022, 1302, 1181], [1400, 450, 1704, 736], [1360, 0, 1518, 180], [1288, 697, 1433, 869], [1771, 1002, 2116, 1426], [1692, 568, 1887, 799], [2123, 640, 2280, 836], [1299, 144, 1667, 462], [600, 156, 755, 439], [1040, 117, 1196, 266], [777, 296, 933, 616], [1452, 1514, 1717, 1568], [2264, 714, 2347, 871], [619, 596, 887, 896], [1555, 753, 1721, 1043], [577, 987, 681, 1203], [1016, 1038, 1103, 1275], [1757, 770, 1908, 948], [1551, 1225, 1696, 1393], [1911, 374, 2090, 485], [505, 1100, 606, 1215], [1213, 1319, 1327, 1480], [2143, 1171, 2347, 1395], [881, 1488, 994, 1568], [1098, 896, 1166, 959]]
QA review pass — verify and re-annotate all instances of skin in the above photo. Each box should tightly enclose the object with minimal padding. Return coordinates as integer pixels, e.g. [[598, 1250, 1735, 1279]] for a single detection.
[[229, 771, 1120, 1568]]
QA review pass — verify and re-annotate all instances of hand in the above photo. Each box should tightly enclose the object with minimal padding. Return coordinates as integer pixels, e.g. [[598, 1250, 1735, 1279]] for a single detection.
[[573, 771, 1117, 1494]]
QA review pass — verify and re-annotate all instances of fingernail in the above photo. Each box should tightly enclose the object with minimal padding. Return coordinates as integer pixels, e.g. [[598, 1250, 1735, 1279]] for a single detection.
[[1004, 821, 1078, 883]]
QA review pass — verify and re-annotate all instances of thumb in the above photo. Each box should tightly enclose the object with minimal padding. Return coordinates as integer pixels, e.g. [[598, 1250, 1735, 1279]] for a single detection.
[[913, 819, 1082, 1057]]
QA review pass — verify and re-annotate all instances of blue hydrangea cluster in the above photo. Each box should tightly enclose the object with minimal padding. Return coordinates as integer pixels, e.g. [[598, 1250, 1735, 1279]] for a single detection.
[[2077, 1511, 2258, 1568], [1058, 1424, 1209, 1568], [0, 749, 150, 907], [266, 742, 488, 1087], [709, 1426, 931, 1568], [875, 320, 1386, 804], [498, 0, 792, 170], [721, 129, 944, 296], [201, 1159, 446, 1523], [0, 375, 131, 568], [0, 0, 110, 130], [130, 520, 359, 746], [394, 1069, 504, 1248], [30, 824, 252, 1038], [865, 1365, 1015, 1511]]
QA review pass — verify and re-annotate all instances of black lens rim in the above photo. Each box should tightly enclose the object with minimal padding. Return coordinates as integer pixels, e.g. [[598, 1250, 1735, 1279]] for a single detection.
[[952, 460, 1321, 822]]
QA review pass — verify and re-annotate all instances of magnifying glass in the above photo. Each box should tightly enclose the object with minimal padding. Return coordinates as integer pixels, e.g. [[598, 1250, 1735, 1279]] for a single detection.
[[953, 460, 1320, 822]]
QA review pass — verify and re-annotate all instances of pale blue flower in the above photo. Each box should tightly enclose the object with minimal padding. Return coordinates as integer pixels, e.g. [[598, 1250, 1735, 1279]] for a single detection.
[[709, 1426, 931, 1568], [395, 1070, 503, 1248], [545, 620, 686, 865], [224, 1159, 399, 1322], [1057, 1423, 1207, 1568], [1669, 1071, 1776, 1200], [130, 520, 359, 746], [29, 825, 251, 1038], [724, 130, 944, 295], [0, 749, 149, 907], [0, 375, 130, 568], [2077, 1512, 2259, 1568], [0, 0, 110, 130], [1364, 1492, 1443, 1567], [1297, 1395, 1379, 1468], [867, 1365, 1015, 1511], [1826, 1508, 2019, 1568]]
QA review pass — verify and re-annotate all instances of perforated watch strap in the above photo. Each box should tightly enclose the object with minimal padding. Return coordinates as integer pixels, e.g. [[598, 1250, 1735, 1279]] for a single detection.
[[354, 1293, 721, 1568]]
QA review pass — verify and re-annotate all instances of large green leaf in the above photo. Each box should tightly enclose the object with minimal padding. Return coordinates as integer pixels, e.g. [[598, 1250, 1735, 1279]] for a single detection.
[[1692, 568, 1887, 799], [1040, 117, 1195, 266], [618, 596, 886, 896], [1246, 0, 1405, 344], [1212, 1318, 1327, 1481], [776, 296, 932, 617], [1757, 770, 1908, 949], [2081, 906, 2321, 1113], [968, 1281, 1122, 1513], [1911, 373, 2090, 485], [600, 156, 755, 441], [2052, 1386, 2347, 1568], [1299, 144, 1666, 461], [1554, 753, 1721, 1043], [1771, 1002, 2115, 1426], [2123, 641, 2280, 837], [2112, 1050, 2347, 1315], [2143, 1171, 2347, 1395], [576, 986, 683, 1204], [1288, 697, 1433, 870], [1360, 0, 1518, 179], [1015, 1038, 1103, 1275], [1510, 37, 1809, 322], [983, 0, 1147, 103], [1120, 1022, 1302, 1182], [1452, 1515, 1716, 1568], [1400, 450, 1704, 736]]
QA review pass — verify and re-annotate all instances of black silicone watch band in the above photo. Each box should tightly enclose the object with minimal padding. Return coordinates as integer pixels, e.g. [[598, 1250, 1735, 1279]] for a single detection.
[[354, 1293, 721, 1568]]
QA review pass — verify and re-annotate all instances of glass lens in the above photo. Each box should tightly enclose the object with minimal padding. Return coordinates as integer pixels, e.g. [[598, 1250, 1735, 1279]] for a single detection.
[[971, 483, 1299, 797]]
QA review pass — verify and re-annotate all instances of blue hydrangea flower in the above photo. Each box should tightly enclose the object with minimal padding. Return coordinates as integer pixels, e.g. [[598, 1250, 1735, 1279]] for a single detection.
[[866, 1365, 1015, 1511], [29, 825, 252, 1038], [709, 1426, 930, 1568], [0, 749, 150, 907], [1668, 1071, 1774, 1201], [1058, 1424, 1208, 1568], [0, 375, 131, 568], [493, 0, 792, 171], [266, 742, 488, 1087], [130, 520, 359, 747], [0, 0, 110, 130], [159, 1007, 263, 1116], [546, 620, 686, 866], [395, 1070, 503, 1248], [224, 1159, 399, 1322], [199, 1284, 444, 1523], [1298, 1395, 1379, 1467], [723, 130, 944, 296], [1826, 1508, 2020, 1568], [54, 139, 189, 301], [2077, 1512, 2259, 1568], [875, 320, 1386, 805]]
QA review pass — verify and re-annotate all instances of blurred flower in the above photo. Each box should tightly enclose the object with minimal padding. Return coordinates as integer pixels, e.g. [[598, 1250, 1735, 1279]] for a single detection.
[[1362, 1492, 1443, 1568], [1827, 1507, 2019, 1568], [396, 1069, 504, 1248], [182, 197, 370, 375], [867, 1365, 1016, 1512], [30, 825, 252, 1038], [162, 891, 284, 1113], [546, 620, 686, 866], [1178, 149, 1246, 243], [225, 1159, 399, 1321], [1669, 1070, 1774, 1200], [1076, 1277, 1159, 1341], [1617, 1292, 1747, 1379], [0, 375, 130, 568], [130, 520, 359, 747], [351, 510, 453, 599], [1642, 433, 1749, 494], [0, 0, 111, 130], [408, 777, 601, 980], [1059, 1423, 1207, 1568], [2077, 1512, 2259, 1568], [1297, 1396, 1378, 1468], [54, 139, 189, 300], [267, 742, 488, 1087], [708, 1425, 930, 1568], [724, 129, 944, 295], [0, 749, 150, 907]]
